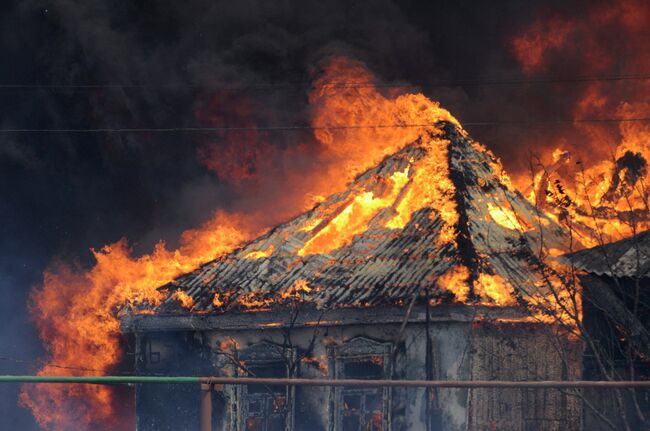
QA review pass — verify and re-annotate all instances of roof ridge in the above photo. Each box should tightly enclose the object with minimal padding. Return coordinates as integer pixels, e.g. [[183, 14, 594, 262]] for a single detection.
[[147, 122, 572, 314]]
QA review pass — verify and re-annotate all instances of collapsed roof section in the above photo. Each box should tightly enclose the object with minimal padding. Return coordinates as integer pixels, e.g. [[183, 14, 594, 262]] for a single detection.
[[153, 123, 570, 314]]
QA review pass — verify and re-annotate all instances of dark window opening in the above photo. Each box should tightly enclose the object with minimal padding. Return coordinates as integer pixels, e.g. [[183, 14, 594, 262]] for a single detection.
[[343, 357, 384, 379], [244, 362, 289, 431]]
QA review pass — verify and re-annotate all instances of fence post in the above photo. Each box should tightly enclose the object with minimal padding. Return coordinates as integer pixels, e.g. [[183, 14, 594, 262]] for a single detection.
[[200, 383, 212, 431]]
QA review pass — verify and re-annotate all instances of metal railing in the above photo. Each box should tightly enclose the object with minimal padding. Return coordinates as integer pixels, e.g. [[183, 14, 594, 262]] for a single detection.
[[9, 376, 650, 431]]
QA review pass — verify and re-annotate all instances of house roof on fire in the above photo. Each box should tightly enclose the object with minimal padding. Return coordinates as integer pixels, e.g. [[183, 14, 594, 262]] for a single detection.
[[151, 122, 571, 314], [563, 229, 650, 279]]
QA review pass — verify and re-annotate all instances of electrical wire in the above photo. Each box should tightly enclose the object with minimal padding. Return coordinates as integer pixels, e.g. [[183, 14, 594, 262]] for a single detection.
[[1, 117, 649, 133], [0, 355, 164, 376], [1, 74, 649, 91]]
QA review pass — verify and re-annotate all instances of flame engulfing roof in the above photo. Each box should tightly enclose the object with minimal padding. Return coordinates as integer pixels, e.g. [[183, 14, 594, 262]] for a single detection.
[[155, 123, 570, 313], [564, 229, 650, 278]]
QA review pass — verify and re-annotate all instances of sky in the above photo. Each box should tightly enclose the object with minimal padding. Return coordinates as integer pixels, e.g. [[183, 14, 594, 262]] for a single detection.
[[0, 0, 645, 428]]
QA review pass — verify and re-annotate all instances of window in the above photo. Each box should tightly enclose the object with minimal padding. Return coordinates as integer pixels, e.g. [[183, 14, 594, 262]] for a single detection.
[[244, 362, 289, 431], [329, 338, 392, 431], [235, 342, 295, 431], [340, 357, 385, 431]]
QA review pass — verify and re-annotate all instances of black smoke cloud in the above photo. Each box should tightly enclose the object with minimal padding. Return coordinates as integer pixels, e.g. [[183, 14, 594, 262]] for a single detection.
[[0, 0, 625, 428]]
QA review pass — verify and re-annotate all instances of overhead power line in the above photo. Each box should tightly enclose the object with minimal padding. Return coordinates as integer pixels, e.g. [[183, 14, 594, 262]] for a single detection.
[[1, 118, 650, 134], [0, 355, 180, 376], [1, 74, 650, 90]]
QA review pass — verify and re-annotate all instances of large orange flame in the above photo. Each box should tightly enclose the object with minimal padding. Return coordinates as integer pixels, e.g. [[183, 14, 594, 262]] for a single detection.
[[511, 0, 650, 245], [20, 212, 256, 430], [21, 53, 610, 429], [310, 57, 458, 180], [20, 55, 463, 430]]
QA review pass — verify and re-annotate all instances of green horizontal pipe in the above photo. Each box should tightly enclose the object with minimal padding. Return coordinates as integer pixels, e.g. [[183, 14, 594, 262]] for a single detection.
[[3, 375, 650, 388], [1, 375, 200, 384]]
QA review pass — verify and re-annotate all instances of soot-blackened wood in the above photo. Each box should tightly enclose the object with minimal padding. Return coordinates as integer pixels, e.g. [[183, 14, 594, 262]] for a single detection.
[[447, 127, 481, 299], [121, 304, 530, 333]]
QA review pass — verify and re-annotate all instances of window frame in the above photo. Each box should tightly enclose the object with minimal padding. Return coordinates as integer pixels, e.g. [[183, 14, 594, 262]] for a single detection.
[[232, 341, 296, 431], [327, 337, 392, 431]]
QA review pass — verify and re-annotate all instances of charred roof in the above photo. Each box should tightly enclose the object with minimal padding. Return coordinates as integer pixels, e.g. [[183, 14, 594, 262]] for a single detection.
[[563, 229, 650, 279], [150, 123, 570, 314]]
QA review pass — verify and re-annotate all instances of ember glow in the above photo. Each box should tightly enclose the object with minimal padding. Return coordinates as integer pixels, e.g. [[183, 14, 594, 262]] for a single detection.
[[384, 138, 458, 245], [245, 245, 275, 260], [301, 355, 328, 374], [298, 167, 411, 256], [436, 265, 470, 302], [474, 274, 515, 307], [487, 202, 523, 231], [173, 290, 195, 309], [280, 279, 313, 300]]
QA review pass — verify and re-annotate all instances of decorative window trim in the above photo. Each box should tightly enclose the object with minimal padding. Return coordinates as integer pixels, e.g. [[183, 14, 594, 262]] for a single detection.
[[327, 337, 392, 431]]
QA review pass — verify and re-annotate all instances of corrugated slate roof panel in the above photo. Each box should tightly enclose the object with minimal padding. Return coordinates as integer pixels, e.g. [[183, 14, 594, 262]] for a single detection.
[[563, 229, 650, 278], [153, 123, 571, 314]]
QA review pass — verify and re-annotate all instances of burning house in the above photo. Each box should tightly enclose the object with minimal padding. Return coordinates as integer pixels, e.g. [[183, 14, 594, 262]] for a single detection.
[[121, 122, 582, 431]]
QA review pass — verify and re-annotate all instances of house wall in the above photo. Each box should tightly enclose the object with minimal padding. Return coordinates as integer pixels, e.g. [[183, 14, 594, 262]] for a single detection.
[[134, 331, 215, 431], [202, 321, 473, 431], [581, 275, 650, 430], [132, 312, 581, 431], [467, 322, 582, 431]]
